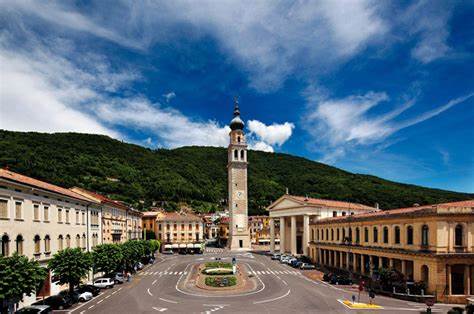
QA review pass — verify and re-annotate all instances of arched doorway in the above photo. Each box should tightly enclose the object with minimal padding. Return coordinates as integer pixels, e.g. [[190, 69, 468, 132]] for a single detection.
[[421, 265, 429, 286]]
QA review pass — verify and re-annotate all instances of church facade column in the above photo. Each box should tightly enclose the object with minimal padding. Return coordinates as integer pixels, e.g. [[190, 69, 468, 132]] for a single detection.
[[303, 215, 310, 256], [291, 216, 297, 255], [280, 217, 286, 254], [269, 218, 275, 253]]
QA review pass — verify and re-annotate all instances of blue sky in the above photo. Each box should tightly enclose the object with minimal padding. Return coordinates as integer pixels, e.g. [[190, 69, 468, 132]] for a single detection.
[[0, 1, 473, 192]]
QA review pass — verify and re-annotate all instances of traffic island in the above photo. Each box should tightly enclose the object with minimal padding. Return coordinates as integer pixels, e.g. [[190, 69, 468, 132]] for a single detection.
[[178, 262, 260, 295]]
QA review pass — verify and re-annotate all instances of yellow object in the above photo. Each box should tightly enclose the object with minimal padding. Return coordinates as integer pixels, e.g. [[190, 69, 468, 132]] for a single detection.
[[342, 300, 383, 309]]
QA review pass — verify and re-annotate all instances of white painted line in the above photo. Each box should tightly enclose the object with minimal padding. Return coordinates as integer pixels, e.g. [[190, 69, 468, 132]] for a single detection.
[[153, 307, 168, 312], [88, 305, 94, 309], [184, 271, 188, 275], [105, 295, 110, 299], [97, 299, 104, 304], [178, 271, 183, 275], [174, 271, 178, 275], [147, 288, 153, 296], [159, 297, 178, 304], [152, 279, 157, 285], [111, 291, 118, 295], [282, 280, 288, 285], [164, 271, 168, 275], [159, 271, 163, 275], [253, 289, 291, 304]]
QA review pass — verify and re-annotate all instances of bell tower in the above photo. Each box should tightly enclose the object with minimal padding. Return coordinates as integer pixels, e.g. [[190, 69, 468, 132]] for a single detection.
[[227, 98, 251, 251]]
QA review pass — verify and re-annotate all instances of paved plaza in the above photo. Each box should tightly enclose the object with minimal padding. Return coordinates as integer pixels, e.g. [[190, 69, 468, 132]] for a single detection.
[[67, 249, 455, 314]]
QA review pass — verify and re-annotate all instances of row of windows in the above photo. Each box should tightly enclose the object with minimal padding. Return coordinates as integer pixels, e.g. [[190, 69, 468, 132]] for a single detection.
[[0, 199, 87, 225], [157, 223, 201, 231], [1, 232, 94, 257], [314, 223, 465, 247], [233, 149, 246, 161]]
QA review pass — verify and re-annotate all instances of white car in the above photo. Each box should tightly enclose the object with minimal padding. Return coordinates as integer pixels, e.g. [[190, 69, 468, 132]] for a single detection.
[[77, 291, 93, 302], [92, 277, 115, 289]]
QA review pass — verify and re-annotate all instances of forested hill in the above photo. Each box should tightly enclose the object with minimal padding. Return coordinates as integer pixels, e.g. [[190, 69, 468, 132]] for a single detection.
[[0, 130, 471, 215]]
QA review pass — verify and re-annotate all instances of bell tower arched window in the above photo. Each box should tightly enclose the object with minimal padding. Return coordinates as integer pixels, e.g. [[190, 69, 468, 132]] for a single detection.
[[240, 150, 245, 161], [234, 149, 238, 160]]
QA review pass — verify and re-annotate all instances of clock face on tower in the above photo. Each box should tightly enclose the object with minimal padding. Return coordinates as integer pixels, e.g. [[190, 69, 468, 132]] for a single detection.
[[234, 190, 244, 200]]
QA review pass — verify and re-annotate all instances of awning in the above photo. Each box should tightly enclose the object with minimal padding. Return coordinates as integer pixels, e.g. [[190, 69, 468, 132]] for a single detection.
[[194, 244, 202, 249], [171, 244, 179, 248], [258, 239, 270, 243], [186, 243, 194, 248], [164, 244, 172, 249], [179, 244, 186, 248]]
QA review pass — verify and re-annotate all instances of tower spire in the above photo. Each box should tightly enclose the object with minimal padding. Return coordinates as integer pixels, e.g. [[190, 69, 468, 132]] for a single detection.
[[233, 96, 240, 117], [230, 96, 244, 131]]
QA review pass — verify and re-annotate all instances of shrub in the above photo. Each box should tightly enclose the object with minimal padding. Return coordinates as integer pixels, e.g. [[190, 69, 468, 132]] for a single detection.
[[205, 276, 237, 287], [204, 262, 232, 269]]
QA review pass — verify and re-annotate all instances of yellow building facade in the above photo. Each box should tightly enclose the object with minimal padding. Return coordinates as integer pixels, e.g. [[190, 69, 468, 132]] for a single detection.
[[309, 200, 474, 304]]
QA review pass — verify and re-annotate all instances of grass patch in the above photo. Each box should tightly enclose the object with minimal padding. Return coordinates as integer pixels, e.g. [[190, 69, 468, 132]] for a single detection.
[[204, 262, 232, 269], [205, 276, 237, 287]]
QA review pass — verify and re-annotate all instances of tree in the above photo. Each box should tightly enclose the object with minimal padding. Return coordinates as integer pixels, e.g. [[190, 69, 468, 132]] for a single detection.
[[145, 230, 156, 240], [0, 254, 47, 314], [48, 248, 92, 293], [92, 244, 123, 276], [121, 241, 145, 271]]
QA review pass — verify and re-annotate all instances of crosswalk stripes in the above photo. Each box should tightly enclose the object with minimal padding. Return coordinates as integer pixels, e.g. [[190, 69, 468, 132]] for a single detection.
[[248, 270, 301, 276], [138, 271, 188, 276], [204, 248, 226, 254]]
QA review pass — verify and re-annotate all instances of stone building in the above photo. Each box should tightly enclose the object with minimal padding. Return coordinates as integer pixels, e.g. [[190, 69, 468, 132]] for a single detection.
[[309, 200, 474, 303], [142, 209, 204, 253], [249, 215, 280, 246], [267, 194, 377, 255], [0, 169, 102, 307], [227, 99, 251, 250], [127, 208, 143, 240], [71, 188, 131, 243]]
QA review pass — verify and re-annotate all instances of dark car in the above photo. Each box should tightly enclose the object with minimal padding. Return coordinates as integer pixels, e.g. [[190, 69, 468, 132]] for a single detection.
[[15, 305, 52, 314], [290, 259, 302, 268], [323, 272, 333, 282], [77, 284, 100, 296], [33, 295, 72, 310], [330, 275, 353, 285], [58, 290, 80, 304]]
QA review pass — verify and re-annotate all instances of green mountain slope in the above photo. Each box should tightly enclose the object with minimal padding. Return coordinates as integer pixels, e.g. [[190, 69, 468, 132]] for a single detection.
[[0, 130, 471, 215]]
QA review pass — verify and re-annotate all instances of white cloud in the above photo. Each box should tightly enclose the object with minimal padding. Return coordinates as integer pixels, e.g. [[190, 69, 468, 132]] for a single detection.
[[402, 0, 452, 63], [247, 120, 294, 146], [163, 92, 176, 103], [1, 0, 387, 92], [249, 141, 274, 153], [303, 91, 473, 163]]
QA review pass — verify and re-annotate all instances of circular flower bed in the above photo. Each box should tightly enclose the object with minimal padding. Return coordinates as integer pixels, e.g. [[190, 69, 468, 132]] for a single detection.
[[205, 276, 237, 287]]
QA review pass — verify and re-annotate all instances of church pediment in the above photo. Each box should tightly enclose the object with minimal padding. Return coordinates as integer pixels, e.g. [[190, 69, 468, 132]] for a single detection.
[[267, 195, 304, 211]]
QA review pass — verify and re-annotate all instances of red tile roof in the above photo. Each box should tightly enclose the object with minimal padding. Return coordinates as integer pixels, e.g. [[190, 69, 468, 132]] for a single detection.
[[313, 200, 474, 224], [71, 187, 129, 210], [0, 169, 94, 202], [155, 211, 202, 222]]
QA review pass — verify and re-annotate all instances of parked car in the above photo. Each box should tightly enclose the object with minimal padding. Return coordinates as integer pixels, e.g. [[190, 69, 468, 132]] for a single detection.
[[300, 263, 316, 270], [32, 295, 72, 310], [271, 254, 281, 260], [77, 291, 93, 302], [162, 249, 174, 255], [330, 275, 352, 285], [286, 257, 297, 265], [136, 262, 144, 270], [77, 284, 100, 296], [15, 305, 52, 314], [323, 272, 333, 282], [93, 277, 115, 289], [58, 291, 79, 304], [291, 259, 303, 268], [109, 272, 125, 284]]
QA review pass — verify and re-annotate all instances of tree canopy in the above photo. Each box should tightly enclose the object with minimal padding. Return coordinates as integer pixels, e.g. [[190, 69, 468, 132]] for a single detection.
[[1, 130, 471, 215], [92, 244, 123, 276], [0, 254, 47, 310], [48, 248, 92, 293]]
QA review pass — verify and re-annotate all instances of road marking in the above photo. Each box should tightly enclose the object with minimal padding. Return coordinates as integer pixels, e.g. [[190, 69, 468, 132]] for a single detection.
[[159, 297, 178, 304], [105, 295, 110, 299], [97, 299, 104, 304], [153, 307, 168, 312], [174, 271, 178, 275], [253, 289, 291, 304], [147, 288, 153, 296], [179, 271, 183, 275], [88, 305, 94, 309], [152, 279, 157, 285], [282, 280, 288, 285]]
